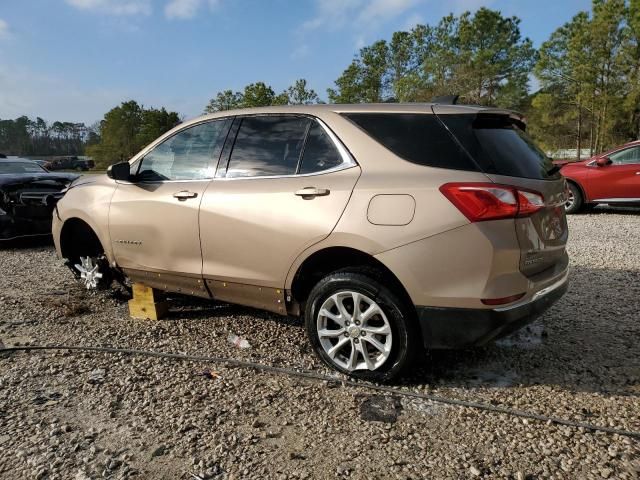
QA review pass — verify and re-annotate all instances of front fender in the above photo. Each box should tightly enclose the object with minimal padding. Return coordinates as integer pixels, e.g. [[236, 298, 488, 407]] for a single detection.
[[54, 175, 117, 263]]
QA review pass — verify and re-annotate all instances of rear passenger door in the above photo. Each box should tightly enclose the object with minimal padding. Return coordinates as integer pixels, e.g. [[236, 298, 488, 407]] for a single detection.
[[199, 114, 360, 290]]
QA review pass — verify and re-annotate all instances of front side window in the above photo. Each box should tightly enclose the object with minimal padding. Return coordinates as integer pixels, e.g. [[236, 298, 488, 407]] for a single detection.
[[137, 119, 231, 182], [609, 146, 640, 165], [225, 116, 311, 178]]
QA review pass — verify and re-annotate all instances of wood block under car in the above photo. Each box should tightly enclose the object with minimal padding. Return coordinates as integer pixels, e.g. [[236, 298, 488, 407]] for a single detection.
[[128, 283, 168, 320]]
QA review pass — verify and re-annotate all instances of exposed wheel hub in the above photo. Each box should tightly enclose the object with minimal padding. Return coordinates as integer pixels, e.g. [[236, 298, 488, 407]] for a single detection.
[[317, 291, 392, 372], [74, 256, 103, 289]]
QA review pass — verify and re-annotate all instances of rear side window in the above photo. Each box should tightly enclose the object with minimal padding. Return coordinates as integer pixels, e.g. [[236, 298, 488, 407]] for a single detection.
[[226, 116, 310, 178], [298, 122, 343, 174], [439, 114, 560, 180], [343, 113, 478, 171]]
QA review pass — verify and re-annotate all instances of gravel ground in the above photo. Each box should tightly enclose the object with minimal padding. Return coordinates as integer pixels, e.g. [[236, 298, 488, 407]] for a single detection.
[[1, 207, 639, 479]]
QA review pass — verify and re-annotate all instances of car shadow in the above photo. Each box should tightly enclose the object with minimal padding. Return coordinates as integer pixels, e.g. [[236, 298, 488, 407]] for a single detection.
[[586, 205, 640, 215], [400, 265, 640, 396], [0, 235, 53, 249], [4, 243, 636, 397], [157, 265, 639, 397]]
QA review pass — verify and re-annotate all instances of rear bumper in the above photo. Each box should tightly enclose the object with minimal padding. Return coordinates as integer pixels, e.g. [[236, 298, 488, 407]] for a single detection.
[[416, 274, 568, 349]]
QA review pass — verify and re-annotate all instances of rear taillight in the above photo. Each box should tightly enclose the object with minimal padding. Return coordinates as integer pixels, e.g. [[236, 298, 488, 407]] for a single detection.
[[439, 183, 544, 222]]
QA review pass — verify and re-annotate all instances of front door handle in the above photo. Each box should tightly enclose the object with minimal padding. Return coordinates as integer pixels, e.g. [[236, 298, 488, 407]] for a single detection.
[[173, 190, 198, 201], [294, 187, 330, 199]]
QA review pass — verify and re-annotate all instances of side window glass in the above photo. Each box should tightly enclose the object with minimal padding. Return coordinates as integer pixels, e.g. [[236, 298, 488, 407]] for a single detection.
[[609, 147, 640, 165], [298, 122, 344, 174], [226, 116, 310, 178], [138, 119, 231, 181]]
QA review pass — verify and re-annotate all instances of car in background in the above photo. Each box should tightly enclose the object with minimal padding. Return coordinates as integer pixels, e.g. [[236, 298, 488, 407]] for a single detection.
[[46, 156, 95, 171], [0, 158, 78, 241], [52, 103, 568, 381], [562, 140, 640, 213], [32, 159, 50, 170]]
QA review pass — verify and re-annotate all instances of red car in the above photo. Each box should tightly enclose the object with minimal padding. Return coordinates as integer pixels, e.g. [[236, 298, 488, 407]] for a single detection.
[[561, 140, 640, 213]]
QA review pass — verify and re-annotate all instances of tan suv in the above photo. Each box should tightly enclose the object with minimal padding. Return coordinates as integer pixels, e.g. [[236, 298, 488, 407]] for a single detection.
[[53, 103, 569, 381]]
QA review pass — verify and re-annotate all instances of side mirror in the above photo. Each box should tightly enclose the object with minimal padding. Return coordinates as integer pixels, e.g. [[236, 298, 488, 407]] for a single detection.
[[107, 162, 131, 181], [595, 157, 612, 167]]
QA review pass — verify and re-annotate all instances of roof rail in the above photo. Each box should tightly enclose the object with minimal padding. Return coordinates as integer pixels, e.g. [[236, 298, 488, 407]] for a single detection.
[[430, 95, 459, 105]]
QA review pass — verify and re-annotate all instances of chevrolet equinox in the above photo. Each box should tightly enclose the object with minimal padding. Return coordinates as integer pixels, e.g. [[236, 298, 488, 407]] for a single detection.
[[53, 103, 569, 381]]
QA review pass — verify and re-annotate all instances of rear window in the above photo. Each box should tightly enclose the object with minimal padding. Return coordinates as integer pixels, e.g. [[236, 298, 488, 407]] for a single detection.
[[344, 112, 558, 180], [343, 113, 479, 172], [438, 114, 560, 180]]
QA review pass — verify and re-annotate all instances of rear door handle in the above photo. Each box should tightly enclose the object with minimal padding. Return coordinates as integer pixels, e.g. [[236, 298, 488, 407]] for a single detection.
[[173, 190, 198, 201], [295, 187, 330, 199]]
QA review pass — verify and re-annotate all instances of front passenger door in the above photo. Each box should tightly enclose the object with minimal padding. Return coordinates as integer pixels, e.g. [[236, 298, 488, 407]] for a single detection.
[[109, 118, 231, 278], [589, 146, 640, 200]]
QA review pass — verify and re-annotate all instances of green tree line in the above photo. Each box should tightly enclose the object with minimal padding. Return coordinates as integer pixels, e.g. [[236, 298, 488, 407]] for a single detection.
[[204, 0, 640, 158], [21, 0, 637, 169], [85, 101, 180, 169], [0, 116, 98, 157]]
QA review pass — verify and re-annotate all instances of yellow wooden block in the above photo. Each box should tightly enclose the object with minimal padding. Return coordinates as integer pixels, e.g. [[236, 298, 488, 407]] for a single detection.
[[128, 283, 168, 320]]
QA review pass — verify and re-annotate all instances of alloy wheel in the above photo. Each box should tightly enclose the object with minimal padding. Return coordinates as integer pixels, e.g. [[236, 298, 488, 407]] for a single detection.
[[316, 291, 392, 372]]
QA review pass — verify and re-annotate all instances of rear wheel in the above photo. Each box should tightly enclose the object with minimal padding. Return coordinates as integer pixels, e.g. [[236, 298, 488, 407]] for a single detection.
[[305, 270, 417, 382], [565, 182, 584, 214]]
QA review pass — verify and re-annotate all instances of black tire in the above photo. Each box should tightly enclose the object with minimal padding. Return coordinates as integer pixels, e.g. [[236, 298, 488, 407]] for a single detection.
[[305, 269, 418, 382], [565, 182, 584, 214]]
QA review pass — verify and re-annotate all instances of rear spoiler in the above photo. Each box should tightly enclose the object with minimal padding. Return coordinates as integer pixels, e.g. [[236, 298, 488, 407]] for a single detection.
[[431, 104, 527, 130]]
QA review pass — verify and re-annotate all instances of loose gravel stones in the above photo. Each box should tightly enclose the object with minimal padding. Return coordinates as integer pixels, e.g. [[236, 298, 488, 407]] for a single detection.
[[1, 208, 640, 479]]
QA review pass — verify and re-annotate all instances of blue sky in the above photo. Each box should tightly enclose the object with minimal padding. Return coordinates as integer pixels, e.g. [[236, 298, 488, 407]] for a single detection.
[[0, 0, 591, 125]]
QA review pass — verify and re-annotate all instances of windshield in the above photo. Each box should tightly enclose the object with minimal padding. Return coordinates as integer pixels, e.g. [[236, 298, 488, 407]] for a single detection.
[[0, 161, 48, 174]]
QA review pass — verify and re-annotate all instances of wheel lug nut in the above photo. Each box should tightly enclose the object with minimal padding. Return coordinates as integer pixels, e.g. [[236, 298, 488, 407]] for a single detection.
[[354, 338, 359, 343], [343, 332, 349, 337], [355, 321, 360, 326], [345, 321, 350, 326], [361, 331, 366, 336]]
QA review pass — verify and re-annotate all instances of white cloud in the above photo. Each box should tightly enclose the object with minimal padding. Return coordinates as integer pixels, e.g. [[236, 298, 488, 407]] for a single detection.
[[358, 0, 419, 25], [164, 0, 220, 20], [0, 18, 9, 38], [64, 0, 152, 16], [290, 44, 310, 60], [298, 0, 421, 54], [302, 0, 420, 32], [165, 0, 200, 19]]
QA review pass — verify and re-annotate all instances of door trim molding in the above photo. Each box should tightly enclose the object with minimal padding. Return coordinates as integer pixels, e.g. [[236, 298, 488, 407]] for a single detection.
[[123, 268, 211, 298], [205, 279, 286, 315], [592, 198, 640, 203]]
